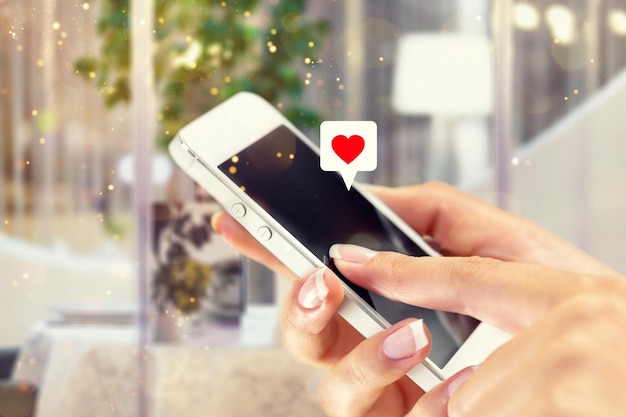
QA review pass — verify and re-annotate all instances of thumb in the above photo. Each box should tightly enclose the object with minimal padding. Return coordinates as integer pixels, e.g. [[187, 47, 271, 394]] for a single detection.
[[410, 366, 475, 417]]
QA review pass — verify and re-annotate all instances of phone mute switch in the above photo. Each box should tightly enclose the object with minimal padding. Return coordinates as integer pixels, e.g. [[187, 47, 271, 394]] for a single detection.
[[257, 226, 272, 241]]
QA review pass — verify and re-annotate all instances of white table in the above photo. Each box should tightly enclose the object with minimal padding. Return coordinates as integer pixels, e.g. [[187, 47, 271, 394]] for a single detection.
[[13, 317, 305, 417], [47, 345, 327, 417]]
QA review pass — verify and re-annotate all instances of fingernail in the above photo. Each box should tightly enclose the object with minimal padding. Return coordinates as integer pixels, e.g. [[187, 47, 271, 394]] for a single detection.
[[383, 320, 428, 360], [210, 212, 226, 236], [447, 366, 476, 397], [298, 269, 329, 310], [329, 244, 376, 263]]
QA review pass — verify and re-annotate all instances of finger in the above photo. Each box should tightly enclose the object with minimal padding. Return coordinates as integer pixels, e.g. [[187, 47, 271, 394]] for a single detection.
[[281, 268, 364, 368], [330, 245, 619, 332], [452, 345, 626, 417], [369, 182, 618, 276], [320, 318, 430, 417], [211, 211, 297, 280], [448, 292, 626, 417], [409, 366, 475, 417]]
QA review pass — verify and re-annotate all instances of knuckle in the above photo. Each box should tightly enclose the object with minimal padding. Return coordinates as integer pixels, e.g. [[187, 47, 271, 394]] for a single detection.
[[318, 360, 373, 417], [318, 374, 355, 417], [557, 293, 617, 330], [424, 181, 454, 194], [369, 253, 413, 295], [534, 368, 595, 417], [539, 332, 603, 387], [376, 252, 411, 278], [451, 256, 500, 281]]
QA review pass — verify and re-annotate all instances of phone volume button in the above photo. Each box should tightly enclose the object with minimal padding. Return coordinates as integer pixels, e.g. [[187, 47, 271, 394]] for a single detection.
[[257, 226, 272, 241], [231, 203, 247, 218]]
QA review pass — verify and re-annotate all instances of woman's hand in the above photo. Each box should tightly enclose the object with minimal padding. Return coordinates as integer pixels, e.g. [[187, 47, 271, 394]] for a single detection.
[[337, 246, 626, 416], [211, 182, 624, 416]]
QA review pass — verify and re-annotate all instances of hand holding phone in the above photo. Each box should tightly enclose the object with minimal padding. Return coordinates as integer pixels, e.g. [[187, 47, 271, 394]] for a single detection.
[[168, 92, 509, 391]]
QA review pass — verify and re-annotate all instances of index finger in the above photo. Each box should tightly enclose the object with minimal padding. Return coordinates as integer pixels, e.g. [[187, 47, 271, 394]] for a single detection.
[[370, 182, 618, 276], [331, 245, 619, 333]]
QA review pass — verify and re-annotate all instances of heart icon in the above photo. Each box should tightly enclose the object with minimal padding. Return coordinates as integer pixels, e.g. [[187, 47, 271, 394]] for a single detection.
[[331, 134, 365, 164]]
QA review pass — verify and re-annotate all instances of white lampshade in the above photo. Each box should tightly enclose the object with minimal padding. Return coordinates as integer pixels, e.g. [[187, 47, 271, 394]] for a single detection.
[[391, 33, 493, 116]]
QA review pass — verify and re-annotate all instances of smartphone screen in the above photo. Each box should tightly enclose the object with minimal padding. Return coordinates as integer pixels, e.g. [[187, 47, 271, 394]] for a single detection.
[[218, 125, 478, 367]]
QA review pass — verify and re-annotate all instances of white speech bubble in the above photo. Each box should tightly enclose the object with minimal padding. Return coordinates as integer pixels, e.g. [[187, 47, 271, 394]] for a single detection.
[[320, 121, 377, 190]]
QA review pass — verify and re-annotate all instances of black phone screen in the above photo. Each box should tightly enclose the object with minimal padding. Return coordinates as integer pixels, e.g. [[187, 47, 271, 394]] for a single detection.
[[218, 125, 477, 367]]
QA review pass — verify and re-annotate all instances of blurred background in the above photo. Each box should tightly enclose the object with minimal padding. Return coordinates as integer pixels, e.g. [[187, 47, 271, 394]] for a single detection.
[[1, 0, 626, 415]]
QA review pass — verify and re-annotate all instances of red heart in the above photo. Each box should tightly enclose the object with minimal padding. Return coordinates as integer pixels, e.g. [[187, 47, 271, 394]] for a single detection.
[[331, 134, 365, 164]]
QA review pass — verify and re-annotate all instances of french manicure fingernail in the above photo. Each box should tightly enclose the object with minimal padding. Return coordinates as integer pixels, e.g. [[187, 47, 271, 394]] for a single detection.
[[447, 366, 476, 397], [383, 319, 428, 360], [329, 244, 376, 263], [298, 269, 329, 310]]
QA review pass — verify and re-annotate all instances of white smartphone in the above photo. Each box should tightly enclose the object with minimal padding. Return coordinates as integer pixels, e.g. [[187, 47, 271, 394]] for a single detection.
[[169, 92, 509, 391]]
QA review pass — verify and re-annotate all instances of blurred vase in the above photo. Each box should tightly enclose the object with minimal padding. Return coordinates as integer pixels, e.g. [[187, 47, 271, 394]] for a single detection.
[[151, 199, 243, 343]]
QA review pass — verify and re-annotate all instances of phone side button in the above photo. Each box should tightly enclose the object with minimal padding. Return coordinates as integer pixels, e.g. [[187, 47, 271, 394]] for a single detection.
[[231, 203, 247, 218], [256, 226, 273, 241]]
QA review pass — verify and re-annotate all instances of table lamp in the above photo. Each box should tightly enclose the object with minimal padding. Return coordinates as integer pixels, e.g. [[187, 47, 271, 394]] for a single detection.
[[391, 33, 494, 186]]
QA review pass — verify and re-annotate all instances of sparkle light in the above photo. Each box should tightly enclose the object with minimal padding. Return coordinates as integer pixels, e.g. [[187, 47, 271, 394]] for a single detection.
[[514, 2, 540, 31], [173, 40, 202, 68], [545, 4, 576, 45], [608, 9, 626, 36], [82, 3, 90, 10]]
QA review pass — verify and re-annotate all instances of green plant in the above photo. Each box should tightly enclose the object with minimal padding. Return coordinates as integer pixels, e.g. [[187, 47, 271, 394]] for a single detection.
[[75, 0, 329, 150]]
